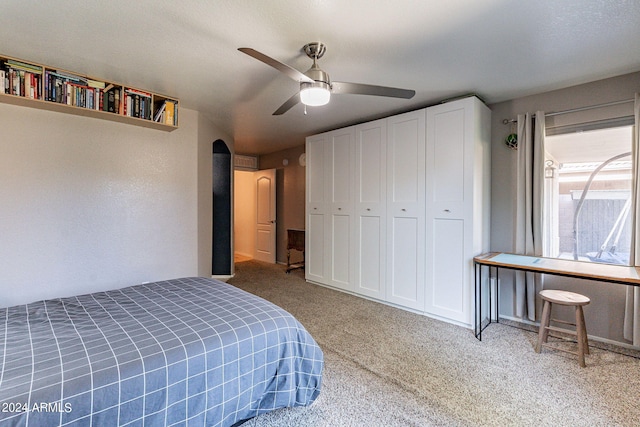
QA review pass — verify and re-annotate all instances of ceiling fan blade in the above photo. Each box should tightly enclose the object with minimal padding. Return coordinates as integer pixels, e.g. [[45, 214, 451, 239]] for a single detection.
[[331, 81, 415, 99], [273, 92, 301, 115], [238, 48, 314, 83]]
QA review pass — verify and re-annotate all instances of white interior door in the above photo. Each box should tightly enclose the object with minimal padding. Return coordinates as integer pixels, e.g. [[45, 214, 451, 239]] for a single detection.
[[254, 168, 276, 263]]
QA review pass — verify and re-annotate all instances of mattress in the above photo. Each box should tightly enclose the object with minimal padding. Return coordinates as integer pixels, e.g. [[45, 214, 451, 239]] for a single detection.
[[0, 277, 323, 426]]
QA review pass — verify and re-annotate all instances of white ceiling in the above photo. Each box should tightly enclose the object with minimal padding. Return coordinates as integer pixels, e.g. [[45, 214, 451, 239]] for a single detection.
[[2, 0, 640, 155]]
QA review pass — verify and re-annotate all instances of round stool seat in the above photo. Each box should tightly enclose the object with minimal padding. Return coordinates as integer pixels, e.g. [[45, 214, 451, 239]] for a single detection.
[[539, 289, 590, 306]]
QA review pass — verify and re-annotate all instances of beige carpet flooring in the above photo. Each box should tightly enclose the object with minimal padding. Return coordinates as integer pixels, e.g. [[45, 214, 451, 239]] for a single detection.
[[228, 260, 640, 427]]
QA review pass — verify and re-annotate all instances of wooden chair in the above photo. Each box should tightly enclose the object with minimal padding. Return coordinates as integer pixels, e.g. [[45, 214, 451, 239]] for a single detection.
[[286, 229, 305, 274], [535, 289, 590, 367]]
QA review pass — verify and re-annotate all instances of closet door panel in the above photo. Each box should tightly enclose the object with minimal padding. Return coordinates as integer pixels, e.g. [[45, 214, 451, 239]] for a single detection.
[[432, 108, 465, 205], [389, 120, 420, 203], [358, 216, 383, 295], [307, 134, 327, 205], [358, 125, 385, 205], [386, 110, 425, 311], [425, 97, 491, 327], [331, 213, 351, 289], [389, 216, 420, 303], [354, 120, 386, 299], [306, 213, 326, 282], [328, 128, 355, 291], [305, 133, 331, 285], [426, 103, 467, 321], [430, 218, 466, 320], [330, 130, 354, 206]]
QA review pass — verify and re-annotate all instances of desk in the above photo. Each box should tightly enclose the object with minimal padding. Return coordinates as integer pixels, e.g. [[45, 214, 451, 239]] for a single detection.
[[474, 252, 640, 340], [286, 229, 305, 273]]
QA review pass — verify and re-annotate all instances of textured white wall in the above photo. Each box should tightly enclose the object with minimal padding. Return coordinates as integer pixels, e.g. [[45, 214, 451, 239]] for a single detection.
[[0, 103, 201, 307]]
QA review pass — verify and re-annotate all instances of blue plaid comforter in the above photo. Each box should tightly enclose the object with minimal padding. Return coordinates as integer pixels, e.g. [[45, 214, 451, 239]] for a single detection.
[[0, 277, 323, 426]]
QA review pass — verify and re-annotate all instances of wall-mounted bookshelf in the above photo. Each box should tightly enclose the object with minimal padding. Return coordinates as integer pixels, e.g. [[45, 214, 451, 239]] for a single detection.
[[0, 54, 179, 132]]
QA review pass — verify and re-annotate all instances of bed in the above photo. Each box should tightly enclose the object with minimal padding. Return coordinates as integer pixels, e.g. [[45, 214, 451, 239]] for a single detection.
[[0, 277, 323, 426]]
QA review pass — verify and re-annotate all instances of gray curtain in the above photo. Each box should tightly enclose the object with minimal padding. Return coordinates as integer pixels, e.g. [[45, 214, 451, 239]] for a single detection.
[[624, 93, 640, 345], [514, 112, 545, 321]]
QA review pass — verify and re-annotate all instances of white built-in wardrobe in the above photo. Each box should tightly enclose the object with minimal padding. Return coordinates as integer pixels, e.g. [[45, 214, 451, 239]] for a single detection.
[[305, 96, 491, 328]]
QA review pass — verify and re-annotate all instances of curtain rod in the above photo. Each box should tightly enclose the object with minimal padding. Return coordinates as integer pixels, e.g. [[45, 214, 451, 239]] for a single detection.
[[502, 98, 634, 124]]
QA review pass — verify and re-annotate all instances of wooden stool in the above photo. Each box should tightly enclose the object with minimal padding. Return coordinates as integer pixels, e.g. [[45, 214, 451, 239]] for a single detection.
[[535, 289, 590, 367]]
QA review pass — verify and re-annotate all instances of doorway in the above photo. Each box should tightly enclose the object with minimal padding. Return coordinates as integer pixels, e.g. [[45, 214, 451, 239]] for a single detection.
[[234, 168, 277, 263]]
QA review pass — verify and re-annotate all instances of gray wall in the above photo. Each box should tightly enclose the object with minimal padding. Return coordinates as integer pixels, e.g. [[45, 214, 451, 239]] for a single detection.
[[0, 102, 231, 307], [488, 71, 640, 344]]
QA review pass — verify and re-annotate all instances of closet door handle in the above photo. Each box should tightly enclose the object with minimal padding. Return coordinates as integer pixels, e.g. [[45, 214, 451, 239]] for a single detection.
[[444, 209, 451, 213]]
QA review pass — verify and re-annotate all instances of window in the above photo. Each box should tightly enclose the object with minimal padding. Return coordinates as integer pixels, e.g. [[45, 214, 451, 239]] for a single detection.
[[543, 125, 634, 265]]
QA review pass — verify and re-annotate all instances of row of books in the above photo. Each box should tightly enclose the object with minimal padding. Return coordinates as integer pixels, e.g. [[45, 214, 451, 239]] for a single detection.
[[1, 57, 178, 126], [45, 70, 115, 111], [1, 59, 43, 99], [123, 88, 152, 120]]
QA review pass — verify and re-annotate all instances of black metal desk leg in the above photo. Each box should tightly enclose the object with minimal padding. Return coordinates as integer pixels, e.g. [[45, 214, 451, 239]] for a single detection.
[[495, 267, 499, 324], [475, 262, 482, 340]]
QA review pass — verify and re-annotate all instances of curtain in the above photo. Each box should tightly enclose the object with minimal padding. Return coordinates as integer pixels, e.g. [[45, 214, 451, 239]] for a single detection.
[[514, 112, 545, 321], [624, 93, 640, 345]]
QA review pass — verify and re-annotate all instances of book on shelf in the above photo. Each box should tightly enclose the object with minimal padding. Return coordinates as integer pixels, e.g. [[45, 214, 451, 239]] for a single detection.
[[165, 100, 175, 125], [6, 59, 43, 74], [153, 102, 166, 122], [125, 87, 152, 98], [87, 79, 105, 89], [106, 88, 116, 113], [114, 89, 120, 114], [133, 94, 140, 118], [152, 99, 177, 126]]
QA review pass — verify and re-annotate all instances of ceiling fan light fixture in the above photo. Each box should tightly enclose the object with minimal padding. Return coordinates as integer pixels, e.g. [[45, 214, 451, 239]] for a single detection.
[[239, 42, 415, 115], [300, 81, 331, 106]]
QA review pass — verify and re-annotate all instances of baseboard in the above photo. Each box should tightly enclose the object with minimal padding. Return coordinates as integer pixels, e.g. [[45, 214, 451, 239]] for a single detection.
[[498, 314, 640, 351], [304, 279, 473, 329], [212, 274, 233, 282]]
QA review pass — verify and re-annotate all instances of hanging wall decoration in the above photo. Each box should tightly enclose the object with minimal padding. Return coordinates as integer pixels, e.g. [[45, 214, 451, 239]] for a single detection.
[[503, 119, 518, 150]]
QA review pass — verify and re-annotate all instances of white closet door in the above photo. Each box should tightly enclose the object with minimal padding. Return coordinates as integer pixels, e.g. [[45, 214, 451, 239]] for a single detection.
[[328, 128, 355, 291], [386, 110, 426, 311], [354, 119, 387, 299], [425, 97, 488, 325], [306, 133, 331, 285], [426, 102, 467, 322]]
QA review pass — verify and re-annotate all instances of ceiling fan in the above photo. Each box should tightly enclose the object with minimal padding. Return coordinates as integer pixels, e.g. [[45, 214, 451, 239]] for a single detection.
[[238, 42, 416, 115]]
